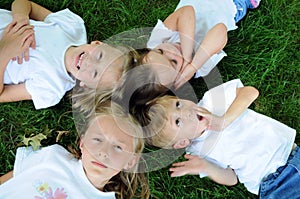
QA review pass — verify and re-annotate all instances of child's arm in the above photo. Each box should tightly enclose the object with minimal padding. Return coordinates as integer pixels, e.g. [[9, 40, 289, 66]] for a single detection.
[[0, 171, 13, 185], [163, 6, 195, 67], [0, 84, 32, 103], [206, 86, 259, 131], [0, 22, 34, 94], [170, 154, 238, 186], [175, 23, 228, 89], [222, 86, 259, 128], [12, 0, 52, 21], [11, 0, 52, 63]]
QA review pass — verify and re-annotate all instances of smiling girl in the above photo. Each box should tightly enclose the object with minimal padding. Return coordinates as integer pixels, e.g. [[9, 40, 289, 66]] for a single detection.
[[0, 0, 136, 109]]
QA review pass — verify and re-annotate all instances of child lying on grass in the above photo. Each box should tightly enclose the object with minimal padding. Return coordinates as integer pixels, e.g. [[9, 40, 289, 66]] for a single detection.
[[0, 101, 150, 199], [136, 79, 299, 198]]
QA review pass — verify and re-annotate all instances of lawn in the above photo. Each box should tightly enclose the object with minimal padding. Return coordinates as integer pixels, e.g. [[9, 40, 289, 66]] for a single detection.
[[0, 0, 299, 198]]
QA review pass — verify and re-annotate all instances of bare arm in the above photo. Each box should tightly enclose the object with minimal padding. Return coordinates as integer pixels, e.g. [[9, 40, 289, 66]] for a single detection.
[[12, 0, 52, 21], [163, 6, 195, 65], [0, 83, 32, 103], [175, 23, 228, 89], [0, 171, 13, 185], [0, 23, 34, 93], [170, 154, 238, 186], [204, 86, 259, 131], [222, 86, 259, 128], [191, 23, 228, 70]]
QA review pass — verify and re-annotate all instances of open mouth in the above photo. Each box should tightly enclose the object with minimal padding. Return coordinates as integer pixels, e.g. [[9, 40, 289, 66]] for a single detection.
[[76, 52, 85, 70]]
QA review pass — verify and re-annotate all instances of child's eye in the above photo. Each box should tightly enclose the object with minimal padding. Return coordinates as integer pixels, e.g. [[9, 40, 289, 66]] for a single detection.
[[93, 138, 102, 142], [114, 145, 123, 151], [171, 59, 177, 65], [157, 49, 164, 54], [93, 71, 98, 78], [176, 101, 181, 108], [98, 52, 103, 60], [175, 118, 182, 127]]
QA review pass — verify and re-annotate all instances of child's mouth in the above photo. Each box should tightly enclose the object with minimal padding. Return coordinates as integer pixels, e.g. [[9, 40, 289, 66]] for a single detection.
[[92, 161, 107, 168], [76, 52, 85, 70]]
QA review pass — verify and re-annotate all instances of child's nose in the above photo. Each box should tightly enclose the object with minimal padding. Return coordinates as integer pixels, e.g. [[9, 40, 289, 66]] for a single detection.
[[98, 151, 108, 158]]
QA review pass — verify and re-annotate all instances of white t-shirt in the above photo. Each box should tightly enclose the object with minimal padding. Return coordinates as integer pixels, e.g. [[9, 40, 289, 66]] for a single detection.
[[147, 0, 237, 77], [0, 9, 87, 109], [186, 79, 296, 194], [0, 144, 116, 199]]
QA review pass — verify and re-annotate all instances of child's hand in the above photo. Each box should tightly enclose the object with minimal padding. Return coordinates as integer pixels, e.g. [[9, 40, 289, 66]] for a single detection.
[[169, 154, 207, 177], [11, 14, 36, 63], [0, 22, 35, 65], [174, 63, 197, 89]]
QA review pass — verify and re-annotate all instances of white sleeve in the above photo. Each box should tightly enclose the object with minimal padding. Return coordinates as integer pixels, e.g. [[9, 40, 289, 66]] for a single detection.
[[198, 79, 244, 116], [44, 9, 86, 42], [147, 19, 180, 49], [13, 145, 63, 177]]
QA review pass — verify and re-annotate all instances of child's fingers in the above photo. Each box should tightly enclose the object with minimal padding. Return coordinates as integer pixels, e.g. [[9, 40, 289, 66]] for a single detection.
[[30, 34, 36, 49], [169, 167, 187, 177], [172, 161, 186, 167], [17, 54, 23, 64], [4, 22, 17, 33]]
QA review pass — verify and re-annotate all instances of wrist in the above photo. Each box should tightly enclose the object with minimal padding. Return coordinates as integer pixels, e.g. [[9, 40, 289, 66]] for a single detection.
[[13, 13, 29, 20]]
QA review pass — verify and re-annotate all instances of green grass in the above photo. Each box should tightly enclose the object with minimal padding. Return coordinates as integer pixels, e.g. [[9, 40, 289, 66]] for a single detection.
[[1, 0, 299, 198]]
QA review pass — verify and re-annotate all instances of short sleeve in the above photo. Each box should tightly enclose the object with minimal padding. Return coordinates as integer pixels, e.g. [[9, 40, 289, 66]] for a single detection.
[[13, 145, 67, 177], [44, 9, 86, 42], [198, 79, 244, 116], [25, 78, 65, 109], [147, 20, 180, 49]]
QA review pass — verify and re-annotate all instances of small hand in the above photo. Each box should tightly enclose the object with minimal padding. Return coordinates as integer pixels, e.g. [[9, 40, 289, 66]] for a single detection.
[[174, 63, 197, 89], [169, 154, 207, 177], [0, 22, 34, 65], [11, 14, 36, 63]]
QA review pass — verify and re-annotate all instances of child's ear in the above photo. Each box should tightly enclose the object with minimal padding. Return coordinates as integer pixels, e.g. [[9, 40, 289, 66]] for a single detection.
[[123, 154, 138, 170], [91, 40, 102, 45], [173, 138, 190, 149]]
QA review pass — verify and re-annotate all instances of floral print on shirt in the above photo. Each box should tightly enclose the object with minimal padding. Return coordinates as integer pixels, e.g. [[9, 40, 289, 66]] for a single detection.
[[33, 181, 68, 199]]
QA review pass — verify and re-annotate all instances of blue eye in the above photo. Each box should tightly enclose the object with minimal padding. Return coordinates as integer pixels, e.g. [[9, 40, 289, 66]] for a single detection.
[[176, 101, 181, 108], [175, 118, 182, 127]]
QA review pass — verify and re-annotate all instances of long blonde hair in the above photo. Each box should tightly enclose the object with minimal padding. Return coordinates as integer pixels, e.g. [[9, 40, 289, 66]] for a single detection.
[[70, 101, 150, 199]]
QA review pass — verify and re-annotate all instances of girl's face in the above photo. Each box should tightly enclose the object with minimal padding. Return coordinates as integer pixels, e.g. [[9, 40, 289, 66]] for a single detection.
[[80, 115, 137, 190], [162, 98, 209, 146], [145, 43, 183, 86], [65, 41, 124, 89]]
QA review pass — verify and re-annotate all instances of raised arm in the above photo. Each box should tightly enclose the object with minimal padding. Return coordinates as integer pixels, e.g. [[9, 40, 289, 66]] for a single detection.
[[175, 23, 228, 89], [11, 0, 52, 21], [163, 6, 195, 66], [206, 86, 259, 131]]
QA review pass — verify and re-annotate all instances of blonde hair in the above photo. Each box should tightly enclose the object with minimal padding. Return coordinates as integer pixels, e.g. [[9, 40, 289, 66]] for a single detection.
[[70, 101, 149, 199], [138, 95, 179, 149]]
